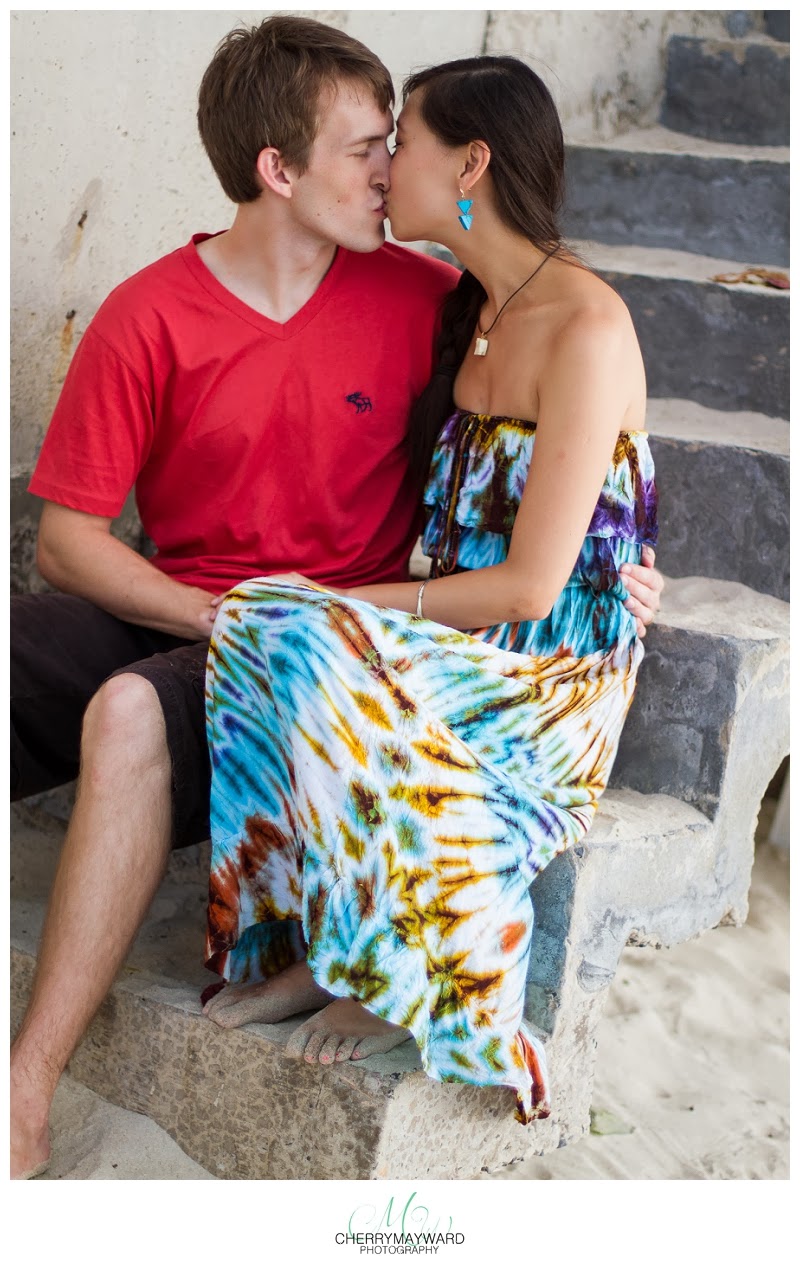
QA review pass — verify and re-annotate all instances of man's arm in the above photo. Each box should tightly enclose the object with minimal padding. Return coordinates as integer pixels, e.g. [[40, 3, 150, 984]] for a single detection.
[[37, 502, 219, 640]]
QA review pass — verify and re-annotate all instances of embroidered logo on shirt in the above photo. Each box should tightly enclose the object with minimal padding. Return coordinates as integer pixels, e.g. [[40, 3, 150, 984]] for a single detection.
[[345, 391, 373, 414]]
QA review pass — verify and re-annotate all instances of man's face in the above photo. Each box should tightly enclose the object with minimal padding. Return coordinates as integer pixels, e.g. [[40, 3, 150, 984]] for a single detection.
[[289, 80, 394, 253]]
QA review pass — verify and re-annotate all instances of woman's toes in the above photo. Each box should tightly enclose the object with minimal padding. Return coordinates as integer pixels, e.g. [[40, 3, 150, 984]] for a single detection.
[[317, 1035, 342, 1065], [284, 1025, 310, 1059], [334, 1038, 359, 1062], [302, 1030, 329, 1063]]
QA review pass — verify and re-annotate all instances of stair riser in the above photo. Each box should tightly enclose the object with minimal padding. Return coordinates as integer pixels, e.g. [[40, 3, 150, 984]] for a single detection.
[[564, 149, 788, 266], [611, 625, 789, 820], [661, 37, 789, 145], [763, 12, 790, 43], [599, 271, 788, 418], [649, 436, 789, 600]]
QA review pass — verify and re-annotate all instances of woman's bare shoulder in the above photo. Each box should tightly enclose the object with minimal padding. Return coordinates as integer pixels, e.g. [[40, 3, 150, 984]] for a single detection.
[[548, 262, 636, 346], [536, 263, 646, 422]]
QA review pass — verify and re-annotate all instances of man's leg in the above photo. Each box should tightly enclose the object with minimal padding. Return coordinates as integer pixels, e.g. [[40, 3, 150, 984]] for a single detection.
[[10, 673, 173, 1178], [11, 592, 184, 801], [10, 597, 210, 1179]]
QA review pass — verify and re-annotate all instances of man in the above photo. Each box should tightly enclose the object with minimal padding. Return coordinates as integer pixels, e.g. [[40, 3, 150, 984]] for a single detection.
[[10, 15, 663, 1178]]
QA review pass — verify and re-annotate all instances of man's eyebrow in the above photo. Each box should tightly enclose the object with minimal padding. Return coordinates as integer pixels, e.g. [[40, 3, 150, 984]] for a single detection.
[[347, 126, 395, 147]]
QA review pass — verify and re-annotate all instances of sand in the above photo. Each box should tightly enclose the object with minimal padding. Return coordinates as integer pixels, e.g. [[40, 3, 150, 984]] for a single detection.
[[38, 834, 788, 1183]]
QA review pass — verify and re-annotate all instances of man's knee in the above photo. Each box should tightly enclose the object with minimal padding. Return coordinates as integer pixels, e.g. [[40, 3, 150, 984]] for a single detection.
[[81, 674, 169, 774]]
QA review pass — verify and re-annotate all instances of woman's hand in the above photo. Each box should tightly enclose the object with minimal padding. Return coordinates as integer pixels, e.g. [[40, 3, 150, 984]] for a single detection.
[[620, 546, 664, 638]]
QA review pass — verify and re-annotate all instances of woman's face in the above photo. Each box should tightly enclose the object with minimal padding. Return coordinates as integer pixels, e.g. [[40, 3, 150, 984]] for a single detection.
[[387, 92, 459, 243]]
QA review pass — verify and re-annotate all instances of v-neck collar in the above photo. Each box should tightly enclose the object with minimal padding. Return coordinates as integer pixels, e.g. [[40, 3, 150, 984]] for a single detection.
[[180, 231, 347, 339]]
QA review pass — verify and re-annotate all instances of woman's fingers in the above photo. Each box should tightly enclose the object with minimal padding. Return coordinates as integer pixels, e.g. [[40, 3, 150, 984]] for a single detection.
[[622, 569, 659, 607], [641, 544, 657, 568], [624, 593, 649, 638]]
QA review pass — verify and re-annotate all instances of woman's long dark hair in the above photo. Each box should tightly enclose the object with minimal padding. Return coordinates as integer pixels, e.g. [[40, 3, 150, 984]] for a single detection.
[[404, 56, 567, 490]]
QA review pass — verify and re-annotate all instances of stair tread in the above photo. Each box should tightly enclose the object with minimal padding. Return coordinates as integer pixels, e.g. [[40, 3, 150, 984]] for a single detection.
[[567, 123, 788, 163], [645, 398, 789, 455], [569, 239, 791, 288], [671, 31, 790, 52], [656, 575, 789, 640]]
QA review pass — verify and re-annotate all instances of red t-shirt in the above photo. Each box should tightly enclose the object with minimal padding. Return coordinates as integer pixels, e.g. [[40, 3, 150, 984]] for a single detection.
[[29, 235, 459, 593]]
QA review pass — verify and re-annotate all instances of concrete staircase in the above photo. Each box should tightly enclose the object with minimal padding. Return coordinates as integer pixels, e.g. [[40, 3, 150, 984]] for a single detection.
[[565, 13, 789, 597], [10, 12, 790, 1179]]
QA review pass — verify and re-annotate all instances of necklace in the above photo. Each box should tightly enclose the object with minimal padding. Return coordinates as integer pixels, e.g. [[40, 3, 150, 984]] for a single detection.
[[474, 245, 559, 356]]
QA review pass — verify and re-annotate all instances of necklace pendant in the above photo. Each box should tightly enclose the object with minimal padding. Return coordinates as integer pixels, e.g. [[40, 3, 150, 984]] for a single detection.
[[474, 335, 489, 357]]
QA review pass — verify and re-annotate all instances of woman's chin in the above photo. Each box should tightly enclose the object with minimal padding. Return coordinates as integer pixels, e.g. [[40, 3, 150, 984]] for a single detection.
[[386, 214, 412, 242]]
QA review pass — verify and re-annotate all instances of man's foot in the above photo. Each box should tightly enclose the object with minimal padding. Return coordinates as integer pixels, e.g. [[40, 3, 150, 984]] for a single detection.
[[10, 1067, 52, 1180], [285, 998, 413, 1064], [202, 958, 333, 1029], [10, 1125, 51, 1181]]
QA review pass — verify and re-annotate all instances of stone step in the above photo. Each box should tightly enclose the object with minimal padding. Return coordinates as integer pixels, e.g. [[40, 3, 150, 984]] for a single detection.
[[564, 126, 788, 266], [763, 11, 790, 43], [570, 240, 788, 419], [610, 574, 789, 826], [646, 399, 789, 601], [7, 789, 714, 1181], [661, 34, 789, 146]]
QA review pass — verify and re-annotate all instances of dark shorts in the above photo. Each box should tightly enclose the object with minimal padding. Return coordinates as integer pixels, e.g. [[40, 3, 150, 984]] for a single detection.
[[11, 592, 212, 848]]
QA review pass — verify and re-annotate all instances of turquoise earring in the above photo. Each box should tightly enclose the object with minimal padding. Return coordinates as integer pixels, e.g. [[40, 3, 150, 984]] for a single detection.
[[457, 187, 473, 231]]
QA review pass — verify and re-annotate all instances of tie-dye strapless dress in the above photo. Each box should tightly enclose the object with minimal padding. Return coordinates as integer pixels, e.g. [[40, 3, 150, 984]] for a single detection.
[[204, 410, 658, 1123]]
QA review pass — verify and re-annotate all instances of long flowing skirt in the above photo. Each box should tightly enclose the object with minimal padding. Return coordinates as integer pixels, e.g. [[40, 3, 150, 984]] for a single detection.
[[204, 580, 642, 1123]]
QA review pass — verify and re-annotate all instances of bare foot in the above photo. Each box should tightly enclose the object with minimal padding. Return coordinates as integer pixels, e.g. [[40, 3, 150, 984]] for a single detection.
[[202, 958, 333, 1029], [285, 998, 413, 1065], [10, 1063, 52, 1180]]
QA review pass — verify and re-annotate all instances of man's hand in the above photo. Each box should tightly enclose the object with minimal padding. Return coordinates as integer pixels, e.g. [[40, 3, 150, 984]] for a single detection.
[[620, 545, 664, 638], [172, 586, 222, 640]]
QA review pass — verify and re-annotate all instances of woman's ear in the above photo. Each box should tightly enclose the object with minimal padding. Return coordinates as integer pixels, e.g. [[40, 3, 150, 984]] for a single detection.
[[459, 140, 491, 191]]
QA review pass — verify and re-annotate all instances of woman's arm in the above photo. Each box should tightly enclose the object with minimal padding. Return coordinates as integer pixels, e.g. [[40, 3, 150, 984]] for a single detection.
[[340, 308, 639, 630]]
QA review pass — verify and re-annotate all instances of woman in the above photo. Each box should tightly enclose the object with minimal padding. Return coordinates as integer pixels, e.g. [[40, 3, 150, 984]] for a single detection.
[[201, 56, 658, 1124]]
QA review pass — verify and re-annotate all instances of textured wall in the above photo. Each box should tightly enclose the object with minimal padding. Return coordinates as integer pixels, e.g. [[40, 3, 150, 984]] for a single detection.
[[10, 8, 752, 587]]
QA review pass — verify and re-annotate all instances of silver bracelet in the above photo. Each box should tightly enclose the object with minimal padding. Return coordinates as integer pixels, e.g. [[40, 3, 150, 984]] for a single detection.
[[416, 579, 428, 619]]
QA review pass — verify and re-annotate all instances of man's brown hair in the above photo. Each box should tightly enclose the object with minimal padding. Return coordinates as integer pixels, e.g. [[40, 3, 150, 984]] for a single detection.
[[198, 16, 395, 203]]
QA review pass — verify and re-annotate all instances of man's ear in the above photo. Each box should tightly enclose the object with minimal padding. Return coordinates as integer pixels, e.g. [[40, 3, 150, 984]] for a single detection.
[[255, 147, 294, 199], [459, 140, 491, 192]]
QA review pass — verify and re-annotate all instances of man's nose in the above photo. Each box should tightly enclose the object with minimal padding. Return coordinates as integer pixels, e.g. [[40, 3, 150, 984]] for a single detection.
[[374, 149, 391, 191]]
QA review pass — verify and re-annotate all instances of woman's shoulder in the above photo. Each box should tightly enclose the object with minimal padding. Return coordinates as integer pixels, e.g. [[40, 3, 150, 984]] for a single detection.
[[530, 260, 646, 423], [549, 262, 635, 344], [524, 270, 638, 391]]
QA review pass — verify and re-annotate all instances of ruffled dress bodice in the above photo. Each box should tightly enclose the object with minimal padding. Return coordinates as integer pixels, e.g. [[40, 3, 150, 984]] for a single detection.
[[421, 410, 658, 658]]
